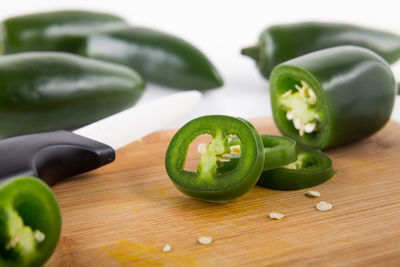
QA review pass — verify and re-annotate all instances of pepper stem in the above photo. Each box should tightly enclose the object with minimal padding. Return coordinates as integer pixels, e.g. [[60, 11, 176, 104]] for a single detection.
[[241, 45, 260, 61]]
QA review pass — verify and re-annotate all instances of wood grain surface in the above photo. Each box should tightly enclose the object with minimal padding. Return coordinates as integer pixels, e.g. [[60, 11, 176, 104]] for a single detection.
[[47, 117, 400, 267]]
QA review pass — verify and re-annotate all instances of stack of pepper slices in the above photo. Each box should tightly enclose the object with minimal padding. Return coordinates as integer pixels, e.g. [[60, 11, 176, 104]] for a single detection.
[[166, 22, 398, 202]]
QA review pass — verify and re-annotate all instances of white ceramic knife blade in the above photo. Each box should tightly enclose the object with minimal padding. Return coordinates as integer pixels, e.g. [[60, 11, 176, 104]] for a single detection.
[[73, 90, 202, 150]]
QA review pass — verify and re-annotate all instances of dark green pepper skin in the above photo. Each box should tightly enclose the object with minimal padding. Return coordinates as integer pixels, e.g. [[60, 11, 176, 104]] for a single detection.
[[0, 52, 145, 139], [0, 177, 61, 266], [81, 26, 223, 90], [270, 46, 396, 149], [242, 22, 400, 78], [257, 146, 335, 190], [0, 10, 127, 54]]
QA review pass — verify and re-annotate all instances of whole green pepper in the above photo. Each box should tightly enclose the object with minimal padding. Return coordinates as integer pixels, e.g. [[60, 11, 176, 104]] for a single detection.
[[0, 177, 61, 267], [0, 10, 127, 54], [270, 46, 396, 149], [0, 52, 145, 139], [81, 26, 223, 90], [242, 22, 400, 78]]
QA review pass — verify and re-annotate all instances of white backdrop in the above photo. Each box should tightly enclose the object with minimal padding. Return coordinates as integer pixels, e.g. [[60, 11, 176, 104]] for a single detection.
[[2, 0, 400, 127]]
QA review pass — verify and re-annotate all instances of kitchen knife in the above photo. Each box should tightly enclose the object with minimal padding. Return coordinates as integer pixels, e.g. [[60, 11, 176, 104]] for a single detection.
[[0, 90, 201, 186]]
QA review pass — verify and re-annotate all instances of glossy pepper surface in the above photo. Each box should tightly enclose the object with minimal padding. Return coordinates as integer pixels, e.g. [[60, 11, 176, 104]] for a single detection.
[[0, 10, 127, 54], [0, 52, 145, 139], [242, 21, 400, 78], [0, 177, 61, 266], [270, 46, 396, 149], [165, 115, 264, 202], [81, 26, 223, 90], [257, 146, 335, 190]]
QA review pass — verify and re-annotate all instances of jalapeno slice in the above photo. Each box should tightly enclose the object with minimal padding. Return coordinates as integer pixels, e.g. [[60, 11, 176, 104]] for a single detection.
[[165, 115, 264, 202], [0, 177, 61, 267], [257, 147, 335, 190], [223, 135, 297, 171]]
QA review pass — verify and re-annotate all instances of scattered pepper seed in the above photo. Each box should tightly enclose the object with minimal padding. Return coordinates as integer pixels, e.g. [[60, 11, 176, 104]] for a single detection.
[[305, 190, 321, 197], [33, 230, 45, 242], [316, 201, 333, 211], [198, 236, 213, 245], [269, 212, 285, 220], [162, 243, 172, 252]]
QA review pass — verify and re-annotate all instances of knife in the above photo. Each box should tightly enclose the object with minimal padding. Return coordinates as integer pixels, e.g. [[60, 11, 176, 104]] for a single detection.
[[0, 90, 201, 186]]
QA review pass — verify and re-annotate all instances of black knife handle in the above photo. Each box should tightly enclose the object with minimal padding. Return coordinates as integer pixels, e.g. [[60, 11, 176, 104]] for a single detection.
[[0, 130, 115, 186]]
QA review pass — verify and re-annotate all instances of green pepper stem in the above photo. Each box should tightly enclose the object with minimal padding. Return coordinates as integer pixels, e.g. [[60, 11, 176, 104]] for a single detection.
[[0, 23, 5, 55], [241, 45, 260, 61]]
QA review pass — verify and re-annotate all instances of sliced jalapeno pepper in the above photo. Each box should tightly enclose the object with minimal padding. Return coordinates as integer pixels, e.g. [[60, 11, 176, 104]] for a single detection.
[[223, 135, 297, 171], [81, 26, 223, 90], [0, 10, 127, 54], [242, 21, 400, 78], [165, 115, 264, 202], [0, 177, 62, 266], [257, 147, 335, 190], [270, 46, 396, 149]]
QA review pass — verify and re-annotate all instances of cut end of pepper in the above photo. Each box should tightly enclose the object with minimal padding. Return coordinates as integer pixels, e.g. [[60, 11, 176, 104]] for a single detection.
[[1, 206, 42, 263], [280, 80, 319, 137]]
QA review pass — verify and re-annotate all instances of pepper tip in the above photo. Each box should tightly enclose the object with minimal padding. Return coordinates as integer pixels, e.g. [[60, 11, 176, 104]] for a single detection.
[[241, 45, 260, 61]]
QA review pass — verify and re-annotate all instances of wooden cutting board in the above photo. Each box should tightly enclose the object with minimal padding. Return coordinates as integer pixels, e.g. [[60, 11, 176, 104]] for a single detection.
[[47, 117, 400, 266]]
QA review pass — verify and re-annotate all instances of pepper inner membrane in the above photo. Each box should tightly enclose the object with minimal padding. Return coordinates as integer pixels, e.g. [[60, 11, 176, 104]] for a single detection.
[[279, 80, 320, 137], [184, 133, 242, 179], [284, 153, 317, 170], [0, 204, 45, 263]]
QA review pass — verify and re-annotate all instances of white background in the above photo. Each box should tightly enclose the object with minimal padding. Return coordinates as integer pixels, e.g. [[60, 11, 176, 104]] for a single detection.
[[2, 0, 400, 128]]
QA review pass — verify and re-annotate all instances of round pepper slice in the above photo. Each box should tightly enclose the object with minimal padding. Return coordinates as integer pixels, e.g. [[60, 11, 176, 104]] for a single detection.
[[0, 177, 62, 267], [224, 135, 297, 171], [257, 147, 335, 190], [165, 115, 264, 202]]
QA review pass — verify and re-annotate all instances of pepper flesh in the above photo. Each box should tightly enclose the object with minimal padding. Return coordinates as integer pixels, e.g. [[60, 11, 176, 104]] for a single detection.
[[270, 46, 396, 149], [257, 147, 335, 190], [165, 115, 264, 202], [0, 52, 145, 139], [0, 177, 61, 266], [242, 21, 400, 78], [81, 26, 223, 90], [1, 10, 127, 54]]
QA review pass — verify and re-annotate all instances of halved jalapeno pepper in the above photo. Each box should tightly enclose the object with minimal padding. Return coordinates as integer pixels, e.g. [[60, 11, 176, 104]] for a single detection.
[[257, 146, 335, 190], [0, 177, 61, 266], [165, 115, 265, 202], [270, 46, 396, 149]]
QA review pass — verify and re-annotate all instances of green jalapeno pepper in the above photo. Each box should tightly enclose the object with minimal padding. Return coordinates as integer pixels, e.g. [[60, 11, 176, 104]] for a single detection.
[[0, 10, 127, 54], [242, 21, 400, 78], [257, 146, 335, 190], [0, 177, 62, 266], [165, 115, 264, 202], [0, 52, 145, 139], [270, 46, 396, 149], [81, 26, 223, 90]]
